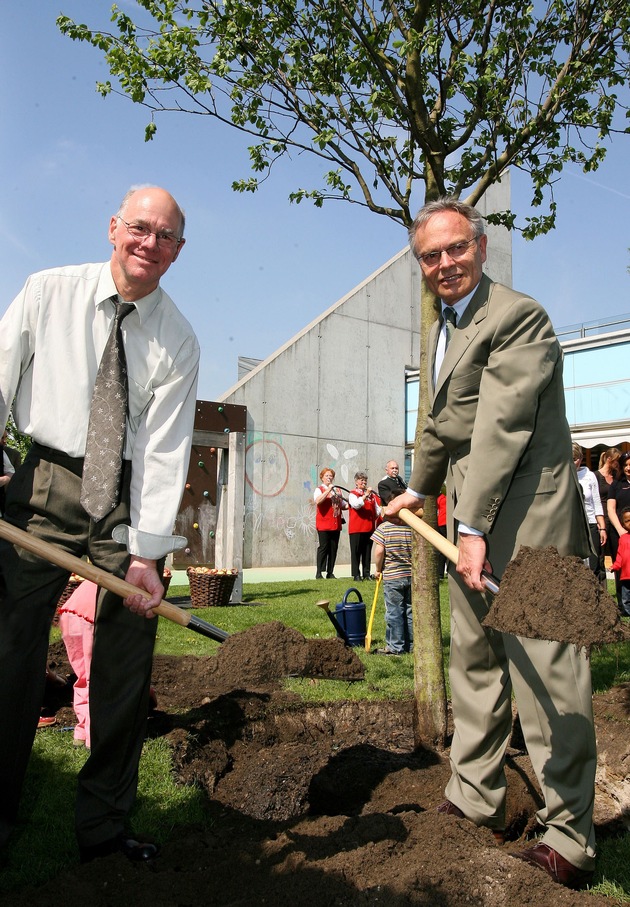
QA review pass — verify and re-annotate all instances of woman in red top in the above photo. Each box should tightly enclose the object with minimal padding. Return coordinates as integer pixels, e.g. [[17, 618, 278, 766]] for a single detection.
[[314, 467, 347, 579], [436, 486, 448, 579], [348, 471, 381, 581]]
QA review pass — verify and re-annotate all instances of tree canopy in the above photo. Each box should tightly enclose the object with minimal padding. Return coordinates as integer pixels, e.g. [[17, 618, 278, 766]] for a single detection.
[[59, 0, 630, 234]]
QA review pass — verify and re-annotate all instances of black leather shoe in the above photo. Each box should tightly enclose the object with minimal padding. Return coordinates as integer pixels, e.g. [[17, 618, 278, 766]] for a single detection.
[[513, 842, 593, 889], [80, 832, 160, 864]]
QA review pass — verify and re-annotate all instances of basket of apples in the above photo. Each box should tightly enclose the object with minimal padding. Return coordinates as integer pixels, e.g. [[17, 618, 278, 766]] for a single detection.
[[186, 565, 239, 607]]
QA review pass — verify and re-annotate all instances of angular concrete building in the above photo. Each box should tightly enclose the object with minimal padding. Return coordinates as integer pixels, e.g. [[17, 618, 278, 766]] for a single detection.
[[219, 183, 512, 569]]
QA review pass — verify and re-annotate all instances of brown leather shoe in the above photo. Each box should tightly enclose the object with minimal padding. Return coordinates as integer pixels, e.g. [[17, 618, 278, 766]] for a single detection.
[[436, 800, 504, 844], [436, 799, 465, 818], [513, 843, 594, 890]]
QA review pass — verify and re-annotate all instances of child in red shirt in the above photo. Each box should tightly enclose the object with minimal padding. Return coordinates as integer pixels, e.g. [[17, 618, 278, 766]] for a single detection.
[[610, 506, 630, 617]]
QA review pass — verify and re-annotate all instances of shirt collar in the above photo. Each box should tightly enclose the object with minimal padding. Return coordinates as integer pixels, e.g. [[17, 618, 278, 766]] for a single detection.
[[440, 282, 480, 322], [95, 263, 162, 324]]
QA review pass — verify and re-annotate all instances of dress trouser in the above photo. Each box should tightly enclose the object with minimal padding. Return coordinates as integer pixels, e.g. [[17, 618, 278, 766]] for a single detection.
[[0, 444, 157, 849], [350, 531, 372, 578], [316, 529, 340, 576], [445, 571, 597, 870]]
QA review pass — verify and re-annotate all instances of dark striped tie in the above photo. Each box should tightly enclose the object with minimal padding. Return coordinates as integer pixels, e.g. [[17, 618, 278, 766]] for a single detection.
[[444, 306, 457, 348]]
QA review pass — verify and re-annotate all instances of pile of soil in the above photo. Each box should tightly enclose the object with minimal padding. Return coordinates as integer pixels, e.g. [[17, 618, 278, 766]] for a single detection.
[[9, 613, 630, 907], [484, 546, 625, 650]]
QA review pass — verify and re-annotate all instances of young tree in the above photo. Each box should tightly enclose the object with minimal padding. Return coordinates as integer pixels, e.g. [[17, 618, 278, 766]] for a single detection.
[[58, 0, 630, 745]]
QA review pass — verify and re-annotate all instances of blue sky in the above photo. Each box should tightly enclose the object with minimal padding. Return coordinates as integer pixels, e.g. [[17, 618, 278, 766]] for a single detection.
[[2, 2, 629, 401]]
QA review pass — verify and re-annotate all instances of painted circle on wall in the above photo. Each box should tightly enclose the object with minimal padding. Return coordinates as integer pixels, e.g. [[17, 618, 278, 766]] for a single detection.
[[245, 439, 289, 497]]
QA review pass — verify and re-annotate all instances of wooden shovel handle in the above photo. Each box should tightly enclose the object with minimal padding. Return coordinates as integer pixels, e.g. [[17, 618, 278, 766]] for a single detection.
[[0, 518, 229, 641], [398, 508, 500, 594]]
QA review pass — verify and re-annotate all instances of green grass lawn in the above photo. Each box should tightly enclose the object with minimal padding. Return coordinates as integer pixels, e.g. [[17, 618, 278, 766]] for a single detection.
[[1, 578, 628, 898]]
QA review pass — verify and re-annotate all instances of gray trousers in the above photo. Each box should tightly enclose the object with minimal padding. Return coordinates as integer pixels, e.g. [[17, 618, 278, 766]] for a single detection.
[[445, 570, 597, 870], [0, 444, 157, 849]]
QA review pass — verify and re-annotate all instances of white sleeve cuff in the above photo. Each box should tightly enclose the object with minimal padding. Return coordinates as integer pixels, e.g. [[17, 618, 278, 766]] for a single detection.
[[112, 525, 188, 559], [407, 488, 425, 501], [457, 523, 484, 536]]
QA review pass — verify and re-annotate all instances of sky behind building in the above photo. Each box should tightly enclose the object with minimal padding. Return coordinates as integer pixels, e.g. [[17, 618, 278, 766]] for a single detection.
[[2, 2, 629, 401]]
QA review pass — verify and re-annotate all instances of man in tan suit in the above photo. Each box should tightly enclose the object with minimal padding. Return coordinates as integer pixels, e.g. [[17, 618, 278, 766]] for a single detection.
[[388, 198, 596, 890]]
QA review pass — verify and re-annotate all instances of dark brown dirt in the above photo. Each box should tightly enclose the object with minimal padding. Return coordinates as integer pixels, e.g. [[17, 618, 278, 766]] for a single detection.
[[484, 546, 625, 650], [8, 615, 630, 907]]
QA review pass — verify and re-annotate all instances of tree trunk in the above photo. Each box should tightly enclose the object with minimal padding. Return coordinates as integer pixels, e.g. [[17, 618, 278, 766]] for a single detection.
[[410, 189, 448, 749]]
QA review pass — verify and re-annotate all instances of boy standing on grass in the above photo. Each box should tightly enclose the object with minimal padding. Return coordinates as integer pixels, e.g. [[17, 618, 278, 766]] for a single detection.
[[370, 493, 413, 655], [610, 506, 630, 617]]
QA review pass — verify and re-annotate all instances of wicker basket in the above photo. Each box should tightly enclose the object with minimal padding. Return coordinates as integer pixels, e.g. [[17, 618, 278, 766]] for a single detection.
[[187, 569, 237, 608]]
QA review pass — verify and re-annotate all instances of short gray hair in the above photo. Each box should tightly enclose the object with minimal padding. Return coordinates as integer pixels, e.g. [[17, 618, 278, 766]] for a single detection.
[[409, 197, 485, 259]]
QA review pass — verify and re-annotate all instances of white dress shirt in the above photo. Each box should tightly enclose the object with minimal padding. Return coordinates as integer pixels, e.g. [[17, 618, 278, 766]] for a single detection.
[[418, 286, 483, 536], [576, 466, 604, 524], [2, 450, 15, 478], [0, 262, 200, 558]]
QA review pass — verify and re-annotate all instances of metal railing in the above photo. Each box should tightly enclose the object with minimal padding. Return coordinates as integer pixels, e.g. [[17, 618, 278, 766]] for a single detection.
[[556, 313, 630, 343]]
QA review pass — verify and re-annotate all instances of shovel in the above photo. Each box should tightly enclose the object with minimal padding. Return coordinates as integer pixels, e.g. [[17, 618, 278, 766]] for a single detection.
[[364, 574, 382, 652], [0, 519, 230, 642], [398, 508, 500, 594]]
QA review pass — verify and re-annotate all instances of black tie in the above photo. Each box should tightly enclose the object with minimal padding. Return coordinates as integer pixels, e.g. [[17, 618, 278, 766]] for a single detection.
[[81, 298, 135, 520], [443, 306, 457, 348]]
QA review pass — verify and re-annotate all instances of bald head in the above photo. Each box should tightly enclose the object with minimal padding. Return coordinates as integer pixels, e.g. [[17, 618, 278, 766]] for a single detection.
[[109, 186, 186, 301]]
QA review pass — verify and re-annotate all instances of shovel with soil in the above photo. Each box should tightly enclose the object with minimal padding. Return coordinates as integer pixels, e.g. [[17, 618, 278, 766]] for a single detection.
[[0, 519, 365, 684], [399, 508, 626, 651]]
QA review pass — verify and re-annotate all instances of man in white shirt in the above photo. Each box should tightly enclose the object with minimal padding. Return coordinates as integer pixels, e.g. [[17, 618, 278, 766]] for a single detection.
[[0, 186, 199, 863]]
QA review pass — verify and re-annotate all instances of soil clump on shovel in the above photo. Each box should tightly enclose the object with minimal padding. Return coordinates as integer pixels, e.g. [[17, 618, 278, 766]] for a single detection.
[[483, 545, 625, 650]]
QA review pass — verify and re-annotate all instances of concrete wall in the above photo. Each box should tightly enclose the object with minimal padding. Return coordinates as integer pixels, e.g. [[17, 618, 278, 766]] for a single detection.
[[219, 180, 511, 569]]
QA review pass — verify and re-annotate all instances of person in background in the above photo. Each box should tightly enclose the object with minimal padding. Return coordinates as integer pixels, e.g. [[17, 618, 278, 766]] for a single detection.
[[572, 443, 606, 576], [609, 506, 630, 617], [57, 580, 98, 749], [386, 196, 596, 889], [607, 451, 630, 611], [348, 471, 381, 581], [595, 448, 620, 587], [0, 430, 21, 517], [436, 486, 448, 580], [377, 460, 407, 502], [371, 490, 413, 654], [314, 467, 347, 579], [0, 185, 199, 864]]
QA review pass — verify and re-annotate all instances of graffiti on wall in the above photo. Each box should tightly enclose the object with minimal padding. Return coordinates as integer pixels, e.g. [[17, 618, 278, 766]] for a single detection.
[[306, 443, 359, 491], [245, 437, 289, 497], [244, 434, 360, 552]]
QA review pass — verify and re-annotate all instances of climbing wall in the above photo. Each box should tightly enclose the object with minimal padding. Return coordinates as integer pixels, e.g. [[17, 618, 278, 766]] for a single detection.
[[173, 400, 247, 568]]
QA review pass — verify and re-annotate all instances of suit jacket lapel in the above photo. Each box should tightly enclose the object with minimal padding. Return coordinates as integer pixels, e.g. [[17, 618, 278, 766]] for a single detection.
[[433, 275, 492, 397]]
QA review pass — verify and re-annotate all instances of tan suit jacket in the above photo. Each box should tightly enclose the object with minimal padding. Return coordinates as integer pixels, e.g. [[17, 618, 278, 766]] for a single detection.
[[408, 275, 597, 867], [410, 274, 590, 575]]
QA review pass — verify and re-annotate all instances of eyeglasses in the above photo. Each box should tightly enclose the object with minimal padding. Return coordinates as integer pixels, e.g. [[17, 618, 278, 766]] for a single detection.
[[118, 217, 182, 250], [417, 237, 478, 267]]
